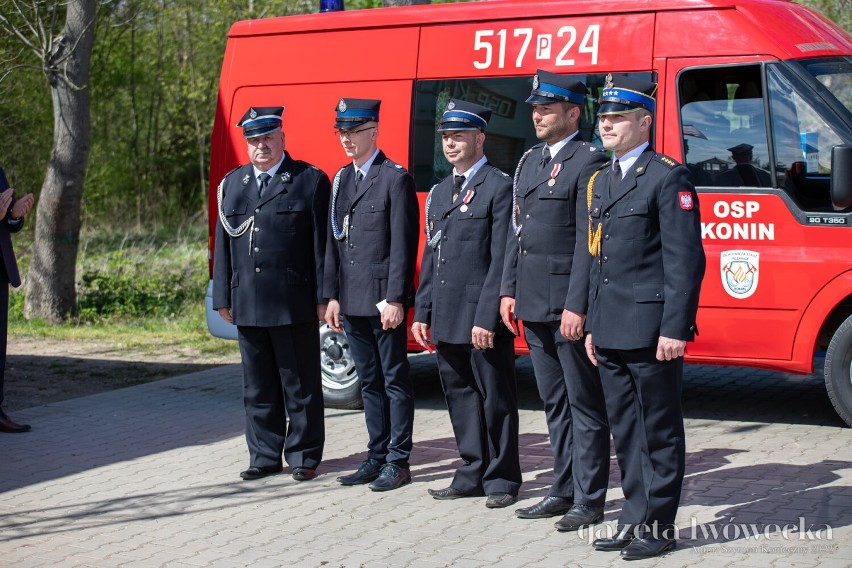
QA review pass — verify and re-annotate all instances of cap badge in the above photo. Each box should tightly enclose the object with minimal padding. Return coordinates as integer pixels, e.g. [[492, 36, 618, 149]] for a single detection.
[[532, 75, 540, 89], [338, 99, 347, 112], [249, 108, 257, 119], [604, 73, 614, 89], [447, 100, 455, 110]]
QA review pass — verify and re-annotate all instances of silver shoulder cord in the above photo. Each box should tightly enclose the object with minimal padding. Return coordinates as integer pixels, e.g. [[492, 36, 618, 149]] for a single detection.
[[424, 184, 441, 248], [217, 178, 256, 254], [330, 168, 349, 241], [512, 147, 536, 237]]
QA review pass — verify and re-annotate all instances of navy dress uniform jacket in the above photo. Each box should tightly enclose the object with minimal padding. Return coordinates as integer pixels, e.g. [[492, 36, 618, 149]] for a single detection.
[[414, 163, 512, 343], [501, 139, 608, 322], [323, 152, 420, 313], [586, 149, 705, 349], [213, 153, 330, 325]]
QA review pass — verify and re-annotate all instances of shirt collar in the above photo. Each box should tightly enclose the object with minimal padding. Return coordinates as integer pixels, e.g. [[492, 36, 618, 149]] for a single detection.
[[453, 155, 488, 190], [354, 148, 381, 179], [614, 142, 650, 179], [253, 154, 285, 181], [545, 130, 580, 161]]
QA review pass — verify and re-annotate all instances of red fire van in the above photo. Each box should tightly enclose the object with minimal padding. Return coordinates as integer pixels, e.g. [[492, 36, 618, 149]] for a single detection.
[[205, 0, 852, 424]]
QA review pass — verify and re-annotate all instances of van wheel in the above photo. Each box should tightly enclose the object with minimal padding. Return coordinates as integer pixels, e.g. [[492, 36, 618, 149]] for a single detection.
[[825, 314, 852, 427], [319, 323, 363, 409]]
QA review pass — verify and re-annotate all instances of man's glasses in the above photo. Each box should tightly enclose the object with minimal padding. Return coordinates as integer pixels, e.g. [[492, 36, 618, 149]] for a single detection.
[[336, 126, 376, 139]]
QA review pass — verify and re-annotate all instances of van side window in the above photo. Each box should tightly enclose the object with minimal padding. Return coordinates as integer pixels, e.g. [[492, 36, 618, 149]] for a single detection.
[[678, 65, 772, 189], [765, 62, 842, 211], [411, 73, 653, 191]]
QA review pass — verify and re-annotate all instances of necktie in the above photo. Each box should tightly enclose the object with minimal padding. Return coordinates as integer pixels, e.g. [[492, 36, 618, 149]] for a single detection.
[[610, 160, 621, 197], [452, 174, 465, 202], [355, 170, 364, 187], [541, 147, 552, 171], [257, 172, 271, 197]]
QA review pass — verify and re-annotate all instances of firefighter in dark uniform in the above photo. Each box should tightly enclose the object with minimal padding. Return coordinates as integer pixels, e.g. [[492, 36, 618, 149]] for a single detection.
[[411, 99, 521, 509], [324, 98, 420, 491], [499, 70, 611, 531], [213, 106, 330, 482], [584, 76, 705, 559]]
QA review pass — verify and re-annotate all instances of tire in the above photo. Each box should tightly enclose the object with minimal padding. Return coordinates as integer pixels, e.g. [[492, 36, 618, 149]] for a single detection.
[[319, 323, 363, 409], [825, 314, 852, 427]]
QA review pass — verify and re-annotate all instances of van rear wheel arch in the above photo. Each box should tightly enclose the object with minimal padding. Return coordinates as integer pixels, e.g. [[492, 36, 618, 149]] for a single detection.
[[824, 313, 852, 427]]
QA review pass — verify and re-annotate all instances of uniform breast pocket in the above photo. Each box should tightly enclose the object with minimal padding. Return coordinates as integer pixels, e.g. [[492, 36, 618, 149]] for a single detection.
[[536, 192, 571, 226], [360, 200, 387, 231], [276, 199, 306, 233], [457, 209, 489, 241], [616, 199, 652, 239], [225, 202, 248, 222]]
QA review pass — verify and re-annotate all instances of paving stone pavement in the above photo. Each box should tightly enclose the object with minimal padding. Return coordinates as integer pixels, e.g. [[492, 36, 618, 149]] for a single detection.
[[1, 354, 850, 567]]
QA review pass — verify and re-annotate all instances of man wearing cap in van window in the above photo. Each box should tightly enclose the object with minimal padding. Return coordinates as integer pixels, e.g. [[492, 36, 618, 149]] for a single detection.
[[715, 143, 772, 187], [324, 98, 420, 491], [213, 106, 330, 483], [584, 76, 705, 559], [411, 99, 521, 509], [499, 70, 611, 532]]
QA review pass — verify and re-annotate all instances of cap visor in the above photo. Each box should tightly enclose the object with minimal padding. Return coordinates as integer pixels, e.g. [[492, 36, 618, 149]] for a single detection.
[[526, 94, 562, 104], [597, 102, 643, 115], [244, 125, 281, 138]]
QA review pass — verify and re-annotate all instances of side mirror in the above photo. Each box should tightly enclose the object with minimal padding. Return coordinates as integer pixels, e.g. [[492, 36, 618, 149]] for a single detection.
[[831, 145, 852, 211]]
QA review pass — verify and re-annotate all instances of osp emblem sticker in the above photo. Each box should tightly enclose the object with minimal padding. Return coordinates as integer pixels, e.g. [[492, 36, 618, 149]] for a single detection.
[[720, 250, 759, 299]]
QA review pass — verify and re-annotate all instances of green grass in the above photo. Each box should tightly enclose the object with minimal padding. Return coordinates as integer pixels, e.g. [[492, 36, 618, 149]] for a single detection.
[[8, 222, 238, 360]]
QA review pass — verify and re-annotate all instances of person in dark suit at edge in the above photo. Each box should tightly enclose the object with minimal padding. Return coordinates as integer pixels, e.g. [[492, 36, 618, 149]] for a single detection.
[[324, 98, 420, 491], [0, 166, 34, 433], [411, 99, 521, 509], [499, 70, 611, 532], [585, 75, 705, 559], [213, 106, 329, 482]]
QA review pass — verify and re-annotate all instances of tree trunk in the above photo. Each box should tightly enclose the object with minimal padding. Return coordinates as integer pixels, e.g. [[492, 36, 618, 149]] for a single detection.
[[24, 0, 97, 322]]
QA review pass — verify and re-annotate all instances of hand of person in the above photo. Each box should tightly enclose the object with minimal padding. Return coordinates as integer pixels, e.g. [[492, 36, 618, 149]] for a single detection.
[[560, 309, 585, 341], [656, 336, 687, 361], [217, 307, 233, 324], [316, 303, 327, 323], [10, 193, 34, 220], [381, 302, 404, 330], [585, 333, 597, 367], [500, 296, 519, 335], [471, 326, 495, 350], [0, 188, 12, 218], [411, 321, 432, 352], [325, 299, 342, 332]]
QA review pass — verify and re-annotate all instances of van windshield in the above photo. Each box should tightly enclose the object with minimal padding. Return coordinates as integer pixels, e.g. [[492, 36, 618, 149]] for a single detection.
[[795, 56, 852, 115]]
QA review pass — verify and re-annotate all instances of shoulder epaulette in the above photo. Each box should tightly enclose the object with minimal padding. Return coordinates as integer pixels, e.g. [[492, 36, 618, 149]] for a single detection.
[[655, 154, 679, 169], [383, 159, 408, 173]]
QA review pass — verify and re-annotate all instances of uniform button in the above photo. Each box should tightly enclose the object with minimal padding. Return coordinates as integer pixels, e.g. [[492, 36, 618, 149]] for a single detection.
[[443, 235, 448, 241], [371, 204, 375, 209], [253, 227, 259, 232], [349, 260, 354, 265], [254, 247, 259, 253], [350, 225, 355, 230], [603, 278, 609, 284], [604, 234, 609, 240], [288, 204, 294, 210], [604, 212, 610, 218], [629, 207, 635, 213], [351, 208, 356, 213], [656, 293, 661, 298], [522, 250, 528, 256], [440, 258, 446, 264], [349, 243, 354, 248], [525, 214, 530, 219], [255, 208, 260, 214], [603, 256, 608, 263], [440, 280, 445, 285], [255, 267, 261, 273]]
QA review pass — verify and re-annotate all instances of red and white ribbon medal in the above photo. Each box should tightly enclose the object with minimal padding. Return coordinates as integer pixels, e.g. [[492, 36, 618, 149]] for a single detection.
[[547, 163, 562, 187], [460, 189, 475, 212]]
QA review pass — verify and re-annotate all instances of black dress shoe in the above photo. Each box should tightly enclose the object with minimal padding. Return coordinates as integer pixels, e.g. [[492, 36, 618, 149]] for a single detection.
[[592, 534, 634, 551], [239, 465, 283, 480], [485, 493, 517, 509], [515, 496, 573, 519], [428, 486, 484, 500], [291, 467, 317, 481], [0, 410, 31, 433], [337, 458, 383, 486], [554, 504, 604, 531], [620, 536, 676, 560], [368, 463, 411, 491]]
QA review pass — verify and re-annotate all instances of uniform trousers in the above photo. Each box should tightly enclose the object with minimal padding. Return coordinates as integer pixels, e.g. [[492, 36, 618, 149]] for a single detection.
[[0, 277, 8, 407], [435, 333, 521, 496], [238, 321, 325, 470], [344, 315, 414, 466], [595, 346, 685, 535], [523, 320, 610, 505]]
